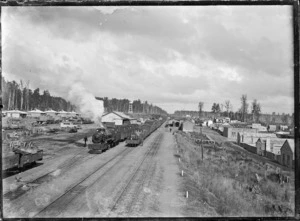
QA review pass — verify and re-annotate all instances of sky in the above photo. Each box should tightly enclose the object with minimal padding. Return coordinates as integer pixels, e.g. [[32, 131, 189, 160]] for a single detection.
[[2, 6, 294, 114]]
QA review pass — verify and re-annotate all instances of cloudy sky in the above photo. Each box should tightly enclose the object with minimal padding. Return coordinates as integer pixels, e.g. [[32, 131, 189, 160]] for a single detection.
[[2, 6, 294, 114]]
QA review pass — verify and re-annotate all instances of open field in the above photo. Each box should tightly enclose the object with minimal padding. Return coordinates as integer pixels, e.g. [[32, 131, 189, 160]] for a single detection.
[[174, 129, 294, 217]]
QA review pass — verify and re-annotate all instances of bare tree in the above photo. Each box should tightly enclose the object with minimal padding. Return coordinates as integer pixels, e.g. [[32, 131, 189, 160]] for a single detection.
[[198, 102, 204, 118], [240, 94, 248, 122], [19, 80, 24, 110], [251, 99, 261, 122], [224, 100, 232, 117], [25, 80, 30, 111]]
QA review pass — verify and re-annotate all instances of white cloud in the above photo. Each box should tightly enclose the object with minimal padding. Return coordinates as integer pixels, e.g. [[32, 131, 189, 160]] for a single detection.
[[2, 6, 294, 114]]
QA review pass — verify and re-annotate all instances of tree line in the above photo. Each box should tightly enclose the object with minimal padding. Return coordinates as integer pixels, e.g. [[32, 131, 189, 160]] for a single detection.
[[1, 77, 168, 116], [190, 94, 292, 125], [96, 97, 168, 115], [1, 77, 76, 112], [197, 95, 261, 122]]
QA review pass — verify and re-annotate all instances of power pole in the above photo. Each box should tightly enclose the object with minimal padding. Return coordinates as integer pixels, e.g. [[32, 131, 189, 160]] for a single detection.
[[201, 139, 203, 160]]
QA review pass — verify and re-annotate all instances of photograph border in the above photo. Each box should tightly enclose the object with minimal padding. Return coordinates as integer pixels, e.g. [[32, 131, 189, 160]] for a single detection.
[[0, 0, 299, 219]]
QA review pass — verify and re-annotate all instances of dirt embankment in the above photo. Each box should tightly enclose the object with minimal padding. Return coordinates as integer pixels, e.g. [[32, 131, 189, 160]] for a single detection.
[[174, 131, 294, 217]]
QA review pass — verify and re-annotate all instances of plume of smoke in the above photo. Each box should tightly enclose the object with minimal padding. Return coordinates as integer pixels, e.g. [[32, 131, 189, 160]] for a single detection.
[[67, 82, 104, 125]]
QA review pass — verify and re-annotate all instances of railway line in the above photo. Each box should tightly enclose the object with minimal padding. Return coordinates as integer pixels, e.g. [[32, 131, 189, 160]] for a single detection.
[[3, 119, 184, 218], [34, 146, 133, 217], [4, 148, 98, 201], [34, 133, 163, 217], [109, 133, 163, 215]]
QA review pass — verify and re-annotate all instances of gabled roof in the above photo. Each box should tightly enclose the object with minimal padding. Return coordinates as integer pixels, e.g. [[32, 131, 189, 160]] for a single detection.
[[284, 139, 295, 153], [6, 110, 27, 114], [58, 110, 68, 114], [102, 111, 134, 120], [28, 109, 45, 113], [45, 109, 57, 113]]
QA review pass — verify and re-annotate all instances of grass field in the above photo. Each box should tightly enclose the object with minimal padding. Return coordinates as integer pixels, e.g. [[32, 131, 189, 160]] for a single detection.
[[174, 132, 294, 217]]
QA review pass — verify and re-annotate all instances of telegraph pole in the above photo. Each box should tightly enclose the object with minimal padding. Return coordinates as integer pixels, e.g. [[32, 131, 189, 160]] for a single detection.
[[201, 139, 203, 160]]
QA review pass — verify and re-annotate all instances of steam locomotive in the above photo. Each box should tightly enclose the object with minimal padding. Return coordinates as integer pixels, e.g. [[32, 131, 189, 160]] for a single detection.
[[88, 117, 166, 153], [88, 124, 139, 153]]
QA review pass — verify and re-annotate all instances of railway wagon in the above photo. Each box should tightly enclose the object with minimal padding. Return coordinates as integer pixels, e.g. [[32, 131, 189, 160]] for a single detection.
[[104, 123, 139, 141], [126, 119, 165, 147], [3, 146, 43, 171], [126, 126, 144, 147]]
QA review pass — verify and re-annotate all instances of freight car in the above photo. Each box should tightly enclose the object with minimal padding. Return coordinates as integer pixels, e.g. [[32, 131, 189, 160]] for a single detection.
[[2, 142, 43, 171], [126, 126, 144, 147], [126, 118, 165, 147]]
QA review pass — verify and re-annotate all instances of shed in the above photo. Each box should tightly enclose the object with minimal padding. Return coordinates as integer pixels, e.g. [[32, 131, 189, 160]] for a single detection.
[[280, 125, 289, 131], [258, 126, 267, 132], [252, 123, 261, 129], [237, 131, 276, 146], [224, 126, 258, 141], [182, 120, 194, 132], [27, 109, 46, 118], [101, 111, 135, 126], [45, 109, 58, 117], [202, 119, 213, 127], [280, 139, 295, 168], [57, 110, 69, 117], [70, 111, 78, 117], [268, 125, 277, 132], [256, 137, 287, 157], [5, 110, 27, 118]]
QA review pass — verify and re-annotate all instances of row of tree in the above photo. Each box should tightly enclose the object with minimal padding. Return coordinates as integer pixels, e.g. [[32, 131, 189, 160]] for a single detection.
[[96, 97, 168, 115], [196, 95, 295, 125], [1, 77, 168, 116], [198, 95, 261, 122], [1, 77, 76, 112]]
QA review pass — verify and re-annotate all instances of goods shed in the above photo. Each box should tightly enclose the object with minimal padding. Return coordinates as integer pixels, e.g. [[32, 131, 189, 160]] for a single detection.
[[101, 111, 137, 126]]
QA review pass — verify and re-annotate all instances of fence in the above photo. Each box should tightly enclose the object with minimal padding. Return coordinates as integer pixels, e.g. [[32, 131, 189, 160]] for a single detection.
[[240, 143, 257, 154]]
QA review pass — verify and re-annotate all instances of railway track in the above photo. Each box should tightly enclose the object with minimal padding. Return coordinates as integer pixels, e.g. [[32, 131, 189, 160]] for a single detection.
[[33, 145, 135, 217], [33, 132, 163, 217], [3, 148, 99, 201], [108, 133, 163, 215]]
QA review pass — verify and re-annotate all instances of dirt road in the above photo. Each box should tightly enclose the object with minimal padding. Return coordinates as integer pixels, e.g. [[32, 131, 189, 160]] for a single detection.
[[3, 125, 184, 218]]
